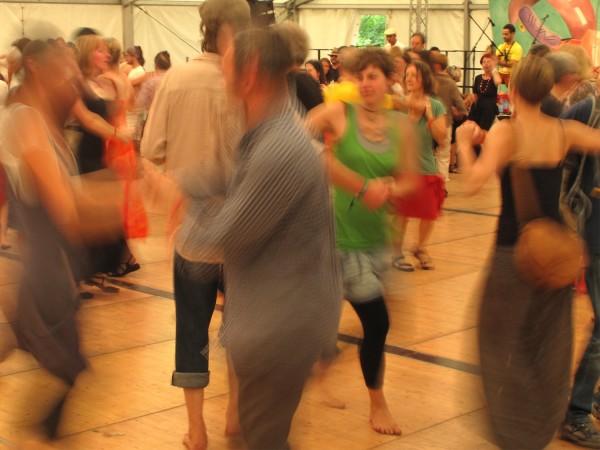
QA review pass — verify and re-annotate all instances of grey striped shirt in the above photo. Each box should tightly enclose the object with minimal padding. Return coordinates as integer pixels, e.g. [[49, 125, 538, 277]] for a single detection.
[[178, 107, 342, 359]]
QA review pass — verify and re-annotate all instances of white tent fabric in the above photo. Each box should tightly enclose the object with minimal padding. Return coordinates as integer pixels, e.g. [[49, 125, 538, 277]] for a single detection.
[[0, 1, 494, 85]]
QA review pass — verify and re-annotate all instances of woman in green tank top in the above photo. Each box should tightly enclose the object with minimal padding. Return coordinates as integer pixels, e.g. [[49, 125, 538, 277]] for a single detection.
[[308, 48, 418, 437]]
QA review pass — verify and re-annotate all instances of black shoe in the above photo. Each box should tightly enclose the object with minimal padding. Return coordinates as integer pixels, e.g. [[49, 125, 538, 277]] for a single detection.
[[560, 421, 600, 448]]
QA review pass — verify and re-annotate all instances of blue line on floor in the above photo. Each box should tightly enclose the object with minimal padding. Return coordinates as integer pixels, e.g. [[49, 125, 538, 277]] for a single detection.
[[443, 208, 499, 218], [0, 253, 482, 376]]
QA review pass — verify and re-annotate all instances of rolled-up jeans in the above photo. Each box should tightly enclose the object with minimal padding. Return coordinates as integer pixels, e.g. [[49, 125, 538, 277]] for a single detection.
[[566, 254, 600, 423], [171, 252, 222, 389]]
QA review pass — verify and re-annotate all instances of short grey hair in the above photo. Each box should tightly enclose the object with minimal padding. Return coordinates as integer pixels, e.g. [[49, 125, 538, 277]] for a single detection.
[[233, 27, 293, 82], [275, 21, 309, 66], [545, 52, 580, 83]]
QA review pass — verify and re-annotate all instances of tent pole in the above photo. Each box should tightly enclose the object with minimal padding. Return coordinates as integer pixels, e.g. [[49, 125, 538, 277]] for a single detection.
[[463, 0, 470, 94], [122, 0, 135, 50]]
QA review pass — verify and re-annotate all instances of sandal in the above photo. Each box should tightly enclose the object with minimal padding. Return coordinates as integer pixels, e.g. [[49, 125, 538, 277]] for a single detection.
[[85, 276, 120, 294], [391, 255, 414, 272], [108, 256, 140, 278], [414, 248, 435, 270]]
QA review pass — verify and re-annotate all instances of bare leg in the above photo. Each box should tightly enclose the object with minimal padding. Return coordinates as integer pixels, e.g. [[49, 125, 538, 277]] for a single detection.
[[392, 216, 408, 257], [225, 355, 242, 437], [0, 326, 17, 363], [417, 219, 435, 249], [0, 202, 10, 248], [369, 388, 402, 435], [182, 388, 207, 450], [391, 217, 413, 272]]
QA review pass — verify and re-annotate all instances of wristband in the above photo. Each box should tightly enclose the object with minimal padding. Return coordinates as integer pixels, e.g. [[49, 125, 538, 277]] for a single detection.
[[350, 179, 369, 209], [357, 179, 369, 199]]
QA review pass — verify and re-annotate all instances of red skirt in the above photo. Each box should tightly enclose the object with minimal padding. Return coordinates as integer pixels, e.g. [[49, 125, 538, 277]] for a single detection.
[[0, 166, 7, 205], [105, 137, 148, 239], [392, 174, 445, 220]]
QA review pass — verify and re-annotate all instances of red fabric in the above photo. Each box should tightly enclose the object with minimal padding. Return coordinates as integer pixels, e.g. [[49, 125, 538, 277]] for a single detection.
[[392, 174, 445, 220], [104, 137, 148, 239], [0, 165, 7, 205]]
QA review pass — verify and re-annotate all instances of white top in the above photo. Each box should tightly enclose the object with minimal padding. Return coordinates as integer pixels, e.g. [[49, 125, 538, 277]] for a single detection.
[[128, 65, 146, 81]]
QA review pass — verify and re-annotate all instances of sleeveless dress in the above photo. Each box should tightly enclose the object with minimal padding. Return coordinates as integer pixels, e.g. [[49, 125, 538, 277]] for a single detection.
[[479, 165, 573, 449], [76, 92, 125, 275], [1, 104, 86, 385]]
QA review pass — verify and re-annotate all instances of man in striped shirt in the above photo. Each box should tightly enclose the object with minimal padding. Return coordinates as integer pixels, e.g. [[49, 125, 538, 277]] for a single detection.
[[176, 26, 342, 448]]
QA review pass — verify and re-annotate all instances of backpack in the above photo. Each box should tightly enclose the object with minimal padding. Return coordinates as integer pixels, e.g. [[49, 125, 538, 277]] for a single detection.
[[562, 96, 600, 235]]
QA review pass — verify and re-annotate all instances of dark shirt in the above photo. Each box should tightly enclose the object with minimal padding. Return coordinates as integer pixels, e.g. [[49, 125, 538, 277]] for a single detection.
[[541, 94, 563, 118], [330, 67, 340, 83], [497, 166, 563, 246], [561, 97, 600, 255], [473, 74, 498, 102], [294, 72, 323, 113]]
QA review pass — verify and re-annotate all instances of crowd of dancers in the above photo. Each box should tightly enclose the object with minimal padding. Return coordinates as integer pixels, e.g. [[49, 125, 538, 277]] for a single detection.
[[2, 0, 600, 449]]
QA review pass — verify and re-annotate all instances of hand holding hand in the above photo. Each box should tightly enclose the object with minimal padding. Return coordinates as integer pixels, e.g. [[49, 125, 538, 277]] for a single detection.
[[115, 126, 133, 144], [361, 178, 390, 210]]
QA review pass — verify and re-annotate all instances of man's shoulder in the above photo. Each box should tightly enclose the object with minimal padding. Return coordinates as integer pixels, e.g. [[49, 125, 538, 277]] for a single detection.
[[160, 58, 224, 91], [561, 96, 594, 123]]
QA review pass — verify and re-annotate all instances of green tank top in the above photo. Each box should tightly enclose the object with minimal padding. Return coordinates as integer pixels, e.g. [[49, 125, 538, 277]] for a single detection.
[[333, 104, 401, 251]]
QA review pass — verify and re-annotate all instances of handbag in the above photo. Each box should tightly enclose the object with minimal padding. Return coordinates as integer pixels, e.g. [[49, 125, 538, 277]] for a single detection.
[[510, 165, 586, 290]]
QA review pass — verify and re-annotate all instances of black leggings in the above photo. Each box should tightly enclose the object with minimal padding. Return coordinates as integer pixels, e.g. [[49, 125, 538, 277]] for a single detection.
[[351, 297, 389, 389]]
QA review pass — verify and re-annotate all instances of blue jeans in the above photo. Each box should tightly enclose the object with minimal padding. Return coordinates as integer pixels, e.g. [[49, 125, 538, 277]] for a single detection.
[[567, 254, 600, 423], [171, 253, 222, 389]]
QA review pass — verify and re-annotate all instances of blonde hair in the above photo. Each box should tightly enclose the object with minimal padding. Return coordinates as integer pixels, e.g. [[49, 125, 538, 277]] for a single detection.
[[558, 44, 593, 80], [105, 37, 122, 67], [76, 34, 105, 77]]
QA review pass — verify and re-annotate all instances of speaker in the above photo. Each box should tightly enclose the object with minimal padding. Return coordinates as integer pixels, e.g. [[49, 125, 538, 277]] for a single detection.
[[247, 0, 275, 27]]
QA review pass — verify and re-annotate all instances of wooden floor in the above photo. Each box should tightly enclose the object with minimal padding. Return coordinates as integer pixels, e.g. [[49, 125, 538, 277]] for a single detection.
[[0, 172, 594, 449]]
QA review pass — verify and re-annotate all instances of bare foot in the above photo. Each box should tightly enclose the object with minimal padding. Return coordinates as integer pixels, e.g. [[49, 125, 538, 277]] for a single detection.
[[369, 405, 402, 436], [182, 431, 207, 450], [225, 405, 242, 437]]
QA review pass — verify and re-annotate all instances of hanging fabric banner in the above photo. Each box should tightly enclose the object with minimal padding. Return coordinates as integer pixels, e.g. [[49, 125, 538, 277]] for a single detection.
[[489, 0, 600, 64]]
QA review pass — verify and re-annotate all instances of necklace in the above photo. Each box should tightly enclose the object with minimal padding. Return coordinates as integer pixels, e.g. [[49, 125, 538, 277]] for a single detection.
[[479, 75, 492, 94]]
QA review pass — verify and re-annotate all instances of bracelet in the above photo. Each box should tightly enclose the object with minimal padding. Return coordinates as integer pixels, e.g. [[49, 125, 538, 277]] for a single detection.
[[350, 179, 369, 209], [357, 179, 369, 199]]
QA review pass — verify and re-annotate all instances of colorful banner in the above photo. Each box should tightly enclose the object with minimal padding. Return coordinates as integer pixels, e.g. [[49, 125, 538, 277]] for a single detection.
[[489, 0, 600, 65]]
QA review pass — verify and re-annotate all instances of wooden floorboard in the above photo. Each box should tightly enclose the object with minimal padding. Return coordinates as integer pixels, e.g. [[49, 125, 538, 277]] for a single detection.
[[0, 172, 593, 449]]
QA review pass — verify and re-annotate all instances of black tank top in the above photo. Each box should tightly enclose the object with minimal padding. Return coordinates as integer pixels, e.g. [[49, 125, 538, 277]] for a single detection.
[[77, 94, 108, 175], [496, 165, 563, 246]]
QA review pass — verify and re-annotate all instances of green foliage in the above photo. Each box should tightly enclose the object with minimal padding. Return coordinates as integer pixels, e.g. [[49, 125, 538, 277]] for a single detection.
[[355, 15, 386, 47]]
